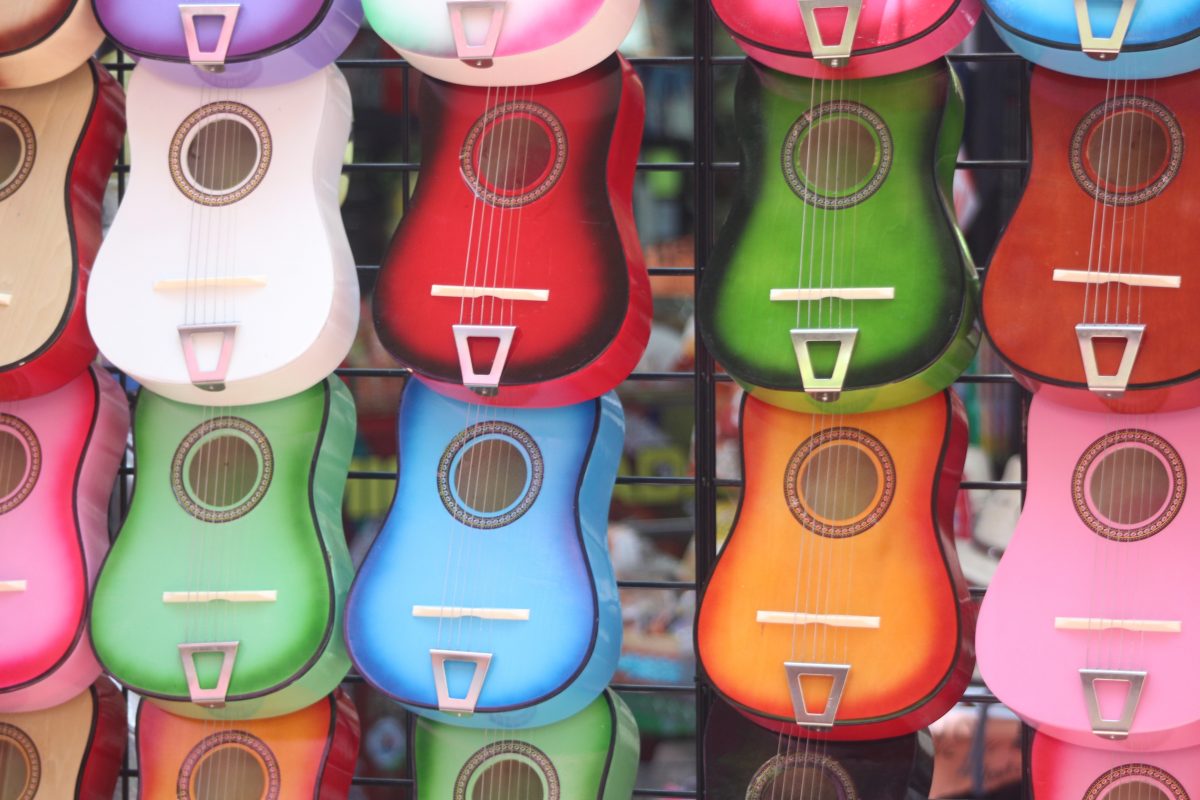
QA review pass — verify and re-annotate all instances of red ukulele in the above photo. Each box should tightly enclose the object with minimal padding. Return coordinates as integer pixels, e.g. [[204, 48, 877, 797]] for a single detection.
[[373, 54, 650, 408]]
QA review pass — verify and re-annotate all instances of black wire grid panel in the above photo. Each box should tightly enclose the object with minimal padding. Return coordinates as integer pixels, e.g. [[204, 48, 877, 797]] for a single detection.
[[102, 4, 1033, 798]]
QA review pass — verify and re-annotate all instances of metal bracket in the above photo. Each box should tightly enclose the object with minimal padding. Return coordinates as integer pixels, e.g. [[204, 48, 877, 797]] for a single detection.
[[1074, 0, 1137, 60], [179, 4, 241, 68], [1080, 668, 1147, 740], [448, 1, 507, 64], [790, 328, 857, 403], [785, 662, 850, 728], [179, 642, 239, 707], [178, 323, 238, 391], [797, 0, 863, 67], [452, 324, 516, 394], [431, 649, 492, 715], [1075, 323, 1144, 397]]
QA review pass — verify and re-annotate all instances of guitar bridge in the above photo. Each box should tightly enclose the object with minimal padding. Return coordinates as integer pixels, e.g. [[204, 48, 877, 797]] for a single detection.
[[179, 641, 239, 707], [797, 0, 863, 67], [790, 328, 857, 402], [448, 1, 507, 66], [179, 4, 241, 69], [785, 661, 850, 728], [1074, 0, 1137, 61], [1075, 323, 1144, 397], [1080, 668, 1147, 740], [431, 649, 492, 715]]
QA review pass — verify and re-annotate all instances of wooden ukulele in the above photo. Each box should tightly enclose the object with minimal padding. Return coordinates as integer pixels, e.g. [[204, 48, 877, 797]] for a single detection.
[[0, 61, 123, 401], [136, 690, 360, 800], [90, 378, 355, 720], [983, 67, 1200, 413], [0, 2, 105, 89], [372, 54, 650, 408], [697, 391, 975, 740], [0, 367, 128, 714]]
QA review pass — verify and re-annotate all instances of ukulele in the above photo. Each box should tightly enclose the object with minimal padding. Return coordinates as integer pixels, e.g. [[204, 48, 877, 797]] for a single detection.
[[1031, 730, 1200, 800], [413, 689, 638, 800], [984, 1, 1200, 79], [711, 0, 981, 79], [0, 61, 123, 401], [0, 681, 126, 800], [977, 395, 1200, 751], [89, 377, 355, 720], [93, 0, 363, 87], [704, 697, 933, 800], [0, 1, 105, 89], [136, 690, 360, 800], [362, 0, 641, 86], [0, 367, 128, 714], [372, 54, 650, 409], [982, 67, 1200, 414], [87, 63, 358, 407], [697, 58, 978, 416], [696, 390, 974, 740], [346, 379, 624, 729]]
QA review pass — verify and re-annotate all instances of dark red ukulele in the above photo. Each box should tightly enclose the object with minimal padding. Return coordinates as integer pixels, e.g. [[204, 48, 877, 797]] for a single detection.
[[373, 54, 650, 408]]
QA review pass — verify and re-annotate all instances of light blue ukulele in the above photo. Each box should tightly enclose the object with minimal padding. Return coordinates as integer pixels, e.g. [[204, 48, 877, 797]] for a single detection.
[[345, 379, 624, 729], [984, 1, 1200, 78]]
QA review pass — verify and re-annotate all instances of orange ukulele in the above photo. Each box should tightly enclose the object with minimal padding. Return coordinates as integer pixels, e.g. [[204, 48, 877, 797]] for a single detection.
[[697, 391, 975, 740], [136, 691, 360, 800]]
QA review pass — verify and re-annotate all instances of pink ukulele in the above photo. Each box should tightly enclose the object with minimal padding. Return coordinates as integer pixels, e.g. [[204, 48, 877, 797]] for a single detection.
[[978, 394, 1200, 751], [711, 0, 982, 79], [0, 367, 128, 712], [1031, 731, 1200, 799]]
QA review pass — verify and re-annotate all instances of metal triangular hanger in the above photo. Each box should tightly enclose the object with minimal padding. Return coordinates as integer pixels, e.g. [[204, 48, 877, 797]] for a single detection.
[[785, 661, 851, 728], [1080, 668, 1147, 740], [797, 0, 863, 66]]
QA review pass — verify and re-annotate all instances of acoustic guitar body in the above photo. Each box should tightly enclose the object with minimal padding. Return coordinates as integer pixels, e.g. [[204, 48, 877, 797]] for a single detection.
[[0, 1, 105, 89], [136, 690, 360, 800], [373, 55, 650, 408], [1031, 731, 1200, 800], [90, 378, 355, 720], [704, 697, 933, 800], [93, 0, 363, 87], [697, 58, 978, 415], [346, 380, 624, 729], [0, 367, 128, 714], [696, 390, 974, 740], [0, 61, 123, 401], [978, 395, 1200, 751], [982, 67, 1200, 413], [363, 0, 640, 86], [413, 689, 639, 800], [0, 681, 126, 800], [712, 0, 981, 79], [985, 1, 1200, 79], [87, 63, 358, 407]]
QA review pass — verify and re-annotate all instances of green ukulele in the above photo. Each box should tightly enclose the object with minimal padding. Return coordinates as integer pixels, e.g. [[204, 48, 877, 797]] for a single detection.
[[89, 378, 355, 720], [414, 689, 639, 800], [698, 58, 979, 414]]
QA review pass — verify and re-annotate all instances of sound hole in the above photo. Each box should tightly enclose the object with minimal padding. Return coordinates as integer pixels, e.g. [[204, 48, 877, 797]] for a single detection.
[[783, 101, 892, 209], [760, 766, 847, 800], [172, 417, 274, 523], [1074, 431, 1184, 542], [191, 746, 265, 800], [1084, 764, 1189, 800], [0, 416, 38, 515], [0, 431, 29, 501], [471, 759, 544, 800], [188, 436, 260, 510], [0, 740, 29, 800], [0, 124, 21, 189], [1071, 96, 1182, 206], [797, 443, 880, 525], [454, 438, 529, 515], [186, 118, 261, 194], [0, 109, 34, 202], [460, 102, 566, 208], [785, 428, 895, 538], [1104, 784, 1171, 800]]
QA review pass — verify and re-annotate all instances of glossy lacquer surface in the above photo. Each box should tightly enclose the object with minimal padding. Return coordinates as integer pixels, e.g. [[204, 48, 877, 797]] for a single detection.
[[0, 1, 105, 88], [0, 682, 126, 800], [983, 68, 1200, 413], [0, 61, 123, 400], [697, 59, 977, 415], [0, 367, 127, 713], [346, 380, 624, 728], [93, 0, 363, 87], [704, 697, 933, 800], [985, 1, 1200, 78], [137, 690, 360, 800], [712, 0, 981, 79], [697, 391, 974, 739], [363, 0, 640, 86], [978, 396, 1200, 750], [373, 55, 650, 408], [414, 690, 639, 800], [1031, 731, 1200, 800], [90, 379, 355, 720]]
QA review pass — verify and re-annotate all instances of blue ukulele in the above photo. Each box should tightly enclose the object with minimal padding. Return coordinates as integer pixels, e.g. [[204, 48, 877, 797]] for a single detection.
[[345, 379, 624, 728]]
